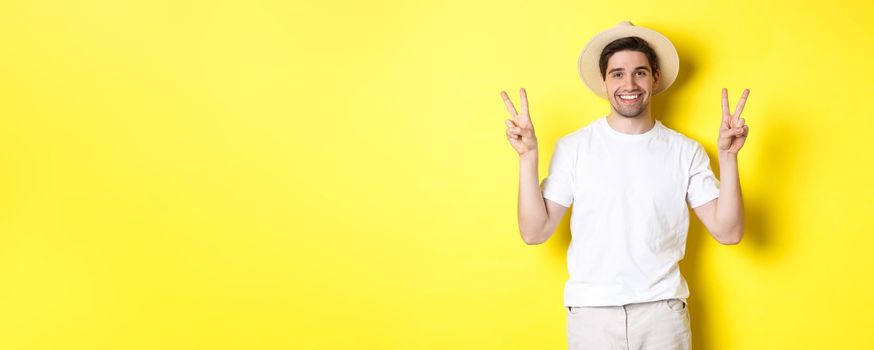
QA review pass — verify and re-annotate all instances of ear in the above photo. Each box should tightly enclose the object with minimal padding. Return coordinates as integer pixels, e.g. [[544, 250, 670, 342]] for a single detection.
[[601, 79, 607, 96], [653, 70, 660, 87]]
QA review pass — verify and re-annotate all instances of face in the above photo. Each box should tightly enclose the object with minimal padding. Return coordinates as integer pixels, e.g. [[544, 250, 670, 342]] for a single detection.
[[601, 50, 660, 118]]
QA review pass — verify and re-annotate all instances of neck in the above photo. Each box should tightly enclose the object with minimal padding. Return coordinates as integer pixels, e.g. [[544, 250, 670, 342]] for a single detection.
[[606, 108, 655, 135]]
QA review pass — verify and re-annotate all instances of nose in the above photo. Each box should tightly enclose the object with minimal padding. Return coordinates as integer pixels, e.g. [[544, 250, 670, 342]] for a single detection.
[[621, 74, 638, 91]]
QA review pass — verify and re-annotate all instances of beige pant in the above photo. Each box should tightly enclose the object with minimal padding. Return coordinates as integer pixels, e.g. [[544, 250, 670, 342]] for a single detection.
[[566, 299, 691, 350]]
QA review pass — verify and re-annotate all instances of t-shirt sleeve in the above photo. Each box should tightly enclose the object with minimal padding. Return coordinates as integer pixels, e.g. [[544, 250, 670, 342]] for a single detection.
[[541, 138, 575, 208], [686, 142, 720, 208]]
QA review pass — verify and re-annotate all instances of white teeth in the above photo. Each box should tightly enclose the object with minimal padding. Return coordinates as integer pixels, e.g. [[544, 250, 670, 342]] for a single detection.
[[619, 94, 640, 100]]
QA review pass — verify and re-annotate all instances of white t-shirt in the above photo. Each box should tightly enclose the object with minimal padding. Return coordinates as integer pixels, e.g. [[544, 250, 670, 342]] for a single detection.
[[542, 116, 720, 307]]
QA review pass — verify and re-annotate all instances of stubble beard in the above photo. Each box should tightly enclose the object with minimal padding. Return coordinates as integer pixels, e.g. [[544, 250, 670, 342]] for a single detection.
[[611, 93, 649, 118]]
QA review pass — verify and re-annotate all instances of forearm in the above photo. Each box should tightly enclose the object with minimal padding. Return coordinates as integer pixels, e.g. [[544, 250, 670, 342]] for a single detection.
[[518, 151, 549, 243], [715, 151, 745, 243]]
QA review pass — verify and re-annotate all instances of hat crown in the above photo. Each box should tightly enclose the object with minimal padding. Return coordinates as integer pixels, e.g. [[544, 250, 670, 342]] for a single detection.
[[618, 20, 634, 26]]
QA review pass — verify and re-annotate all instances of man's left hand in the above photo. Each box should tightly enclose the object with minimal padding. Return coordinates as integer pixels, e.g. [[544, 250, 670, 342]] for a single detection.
[[718, 88, 750, 154]]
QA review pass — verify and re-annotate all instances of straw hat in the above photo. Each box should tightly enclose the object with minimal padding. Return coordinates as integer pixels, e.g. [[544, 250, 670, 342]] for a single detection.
[[578, 21, 679, 99]]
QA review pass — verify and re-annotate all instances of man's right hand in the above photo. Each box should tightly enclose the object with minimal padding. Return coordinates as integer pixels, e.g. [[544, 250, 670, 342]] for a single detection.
[[501, 88, 538, 157]]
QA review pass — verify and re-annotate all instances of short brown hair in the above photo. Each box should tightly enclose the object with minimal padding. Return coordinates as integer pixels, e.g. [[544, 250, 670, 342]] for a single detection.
[[599, 37, 660, 80]]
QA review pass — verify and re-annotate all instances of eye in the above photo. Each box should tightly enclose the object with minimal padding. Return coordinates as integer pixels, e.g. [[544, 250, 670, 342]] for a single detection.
[[635, 71, 647, 77], [612, 72, 622, 79]]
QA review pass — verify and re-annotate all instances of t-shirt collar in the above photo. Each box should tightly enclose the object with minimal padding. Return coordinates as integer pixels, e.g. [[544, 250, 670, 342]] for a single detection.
[[599, 117, 661, 140]]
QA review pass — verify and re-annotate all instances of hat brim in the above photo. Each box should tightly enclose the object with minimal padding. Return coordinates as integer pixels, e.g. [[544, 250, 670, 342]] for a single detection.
[[578, 23, 679, 100]]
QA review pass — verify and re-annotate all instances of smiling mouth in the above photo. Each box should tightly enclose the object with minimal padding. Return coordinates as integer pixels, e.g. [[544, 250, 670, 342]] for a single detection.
[[617, 93, 643, 104]]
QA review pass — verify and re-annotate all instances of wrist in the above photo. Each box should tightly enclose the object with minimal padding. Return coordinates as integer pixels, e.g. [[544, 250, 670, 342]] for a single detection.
[[520, 150, 538, 162], [718, 150, 738, 162]]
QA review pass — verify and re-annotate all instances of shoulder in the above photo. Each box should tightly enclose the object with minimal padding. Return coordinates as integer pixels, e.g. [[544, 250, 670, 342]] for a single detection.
[[658, 122, 707, 153]]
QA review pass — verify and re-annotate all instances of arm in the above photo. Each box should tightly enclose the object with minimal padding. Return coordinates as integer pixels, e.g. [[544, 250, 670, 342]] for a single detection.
[[693, 88, 750, 245], [694, 152, 744, 244], [502, 88, 569, 245], [518, 151, 569, 244]]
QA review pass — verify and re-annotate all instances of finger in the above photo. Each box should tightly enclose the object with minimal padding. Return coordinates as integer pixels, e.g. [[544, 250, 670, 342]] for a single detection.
[[507, 128, 521, 138], [501, 91, 518, 118], [734, 89, 750, 118], [741, 125, 749, 137], [722, 88, 730, 120], [520, 88, 529, 117], [505, 119, 517, 128], [738, 117, 745, 128]]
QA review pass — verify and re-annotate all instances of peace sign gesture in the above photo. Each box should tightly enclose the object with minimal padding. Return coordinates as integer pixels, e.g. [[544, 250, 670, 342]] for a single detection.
[[718, 88, 751, 154], [501, 88, 538, 156]]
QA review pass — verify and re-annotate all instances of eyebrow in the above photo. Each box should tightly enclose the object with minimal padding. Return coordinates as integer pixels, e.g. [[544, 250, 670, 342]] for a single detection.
[[608, 66, 651, 74]]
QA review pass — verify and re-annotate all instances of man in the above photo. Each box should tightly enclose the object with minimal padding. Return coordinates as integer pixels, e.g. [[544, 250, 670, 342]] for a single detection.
[[500, 21, 749, 349]]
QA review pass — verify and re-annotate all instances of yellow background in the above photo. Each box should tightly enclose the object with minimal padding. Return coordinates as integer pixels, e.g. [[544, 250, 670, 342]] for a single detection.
[[1, 0, 872, 349]]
